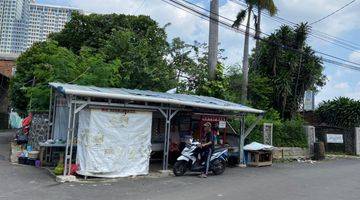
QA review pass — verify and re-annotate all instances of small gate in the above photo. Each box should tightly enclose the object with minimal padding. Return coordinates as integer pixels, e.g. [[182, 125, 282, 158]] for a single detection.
[[315, 125, 355, 155]]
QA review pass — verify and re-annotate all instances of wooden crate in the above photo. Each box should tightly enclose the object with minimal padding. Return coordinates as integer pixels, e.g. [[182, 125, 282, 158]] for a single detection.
[[246, 150, 273, 167]]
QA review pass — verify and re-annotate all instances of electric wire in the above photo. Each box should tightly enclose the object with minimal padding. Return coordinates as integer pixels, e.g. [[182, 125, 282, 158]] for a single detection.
[[160, 0, 360, 72]]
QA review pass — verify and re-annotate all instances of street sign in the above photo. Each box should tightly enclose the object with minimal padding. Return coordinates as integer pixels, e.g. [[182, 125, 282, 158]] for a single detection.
[[218, 121, 226, 128], [326, 134, 343, 143], [304, 90, 315, 111]]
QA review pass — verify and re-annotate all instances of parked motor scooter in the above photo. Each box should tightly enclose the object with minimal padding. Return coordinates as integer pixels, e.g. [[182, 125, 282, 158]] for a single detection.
[[173, 137, 228, 176]]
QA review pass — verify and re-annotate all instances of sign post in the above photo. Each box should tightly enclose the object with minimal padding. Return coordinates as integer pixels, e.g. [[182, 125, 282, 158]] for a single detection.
[[263, 123, 273, 145]]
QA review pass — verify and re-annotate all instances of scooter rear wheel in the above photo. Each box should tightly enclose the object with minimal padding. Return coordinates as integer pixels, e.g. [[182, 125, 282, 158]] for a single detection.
[[212, 159, 226, 175], [173, 161, 187, 176]]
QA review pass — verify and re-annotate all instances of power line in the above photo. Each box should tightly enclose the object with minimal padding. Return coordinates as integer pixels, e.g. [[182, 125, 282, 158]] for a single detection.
[[160, 0, 360, 72], [310, 34, 358, 51], [132, 0, 147, 14], [311, 29, 360, 49], [178, 0, 360, 66], [162, 0, 247, 34], [187, 0, 359, 51], [310, 0, 357, 25], [182, 0, 260, 34], [322, 58, 360, 71], [230, 0, 360, 51]]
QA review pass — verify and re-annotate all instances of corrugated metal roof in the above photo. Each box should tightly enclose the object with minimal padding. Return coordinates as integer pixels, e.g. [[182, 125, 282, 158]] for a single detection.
[[49, 82, 264, 114]]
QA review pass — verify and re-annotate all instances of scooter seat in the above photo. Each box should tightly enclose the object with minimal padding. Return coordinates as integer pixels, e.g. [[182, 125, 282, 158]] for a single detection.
[[213, 148, 227, 153]]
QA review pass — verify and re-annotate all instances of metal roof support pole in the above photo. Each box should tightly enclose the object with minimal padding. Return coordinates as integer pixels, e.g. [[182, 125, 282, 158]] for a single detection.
[[49, 88, 56, 139], [63, 97, 88, 176], [238, 113, 264, 165], [163, 109, 170, 171], [239, 114, 245, 165], [244, 114, 264, 138], [63, 96, 75, 176], [159, 108, 179, 171], [67, 100, 77, 176]]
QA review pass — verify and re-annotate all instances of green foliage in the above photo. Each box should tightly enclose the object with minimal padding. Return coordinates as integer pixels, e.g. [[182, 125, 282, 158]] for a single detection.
[[250, 23, 326, 119], [11, 13, 177, 112], [316, 97, 360, 128], [170, 40, 228, 99], [246, 109, 307, 147], [10, 41, 79, 112], [226, 67, 273, 108]]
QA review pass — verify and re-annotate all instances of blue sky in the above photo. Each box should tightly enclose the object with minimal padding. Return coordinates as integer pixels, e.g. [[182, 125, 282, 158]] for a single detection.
[[38, 0, 360, 104]]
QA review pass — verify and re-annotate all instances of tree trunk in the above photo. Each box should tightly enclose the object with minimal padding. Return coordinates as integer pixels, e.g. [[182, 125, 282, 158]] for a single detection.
[[252, 6, 261, 70], [241, 5, 252, 104], [208, 0, 219, 80]]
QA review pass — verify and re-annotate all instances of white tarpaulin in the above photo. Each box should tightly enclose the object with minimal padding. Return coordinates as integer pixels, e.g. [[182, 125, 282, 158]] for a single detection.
[[244, 142, 275, 151], [76, 109, 152, 178]]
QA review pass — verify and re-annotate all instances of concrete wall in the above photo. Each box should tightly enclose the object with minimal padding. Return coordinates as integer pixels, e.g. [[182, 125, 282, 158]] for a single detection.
[[273, 147, 309, 159], [356, 128, 360, 156], [304, 126, 315, 156]]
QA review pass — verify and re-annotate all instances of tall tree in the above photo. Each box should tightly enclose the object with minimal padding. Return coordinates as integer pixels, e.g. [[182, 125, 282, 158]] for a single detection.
[[208, 0, 219, 80], [232, 0, 277, 103], [10, 13, 177, 112], [254, 0, 277, 47], [249, 24, 326, 119]]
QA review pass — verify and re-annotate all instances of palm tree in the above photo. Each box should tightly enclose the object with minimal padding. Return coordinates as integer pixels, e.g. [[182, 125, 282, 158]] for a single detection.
[[255, 0, 277, 47], [232, 0, 277, 103]]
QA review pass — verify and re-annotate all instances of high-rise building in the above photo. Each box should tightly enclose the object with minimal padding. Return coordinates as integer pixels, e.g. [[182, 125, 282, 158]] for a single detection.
[[0, 0, 80, 57]]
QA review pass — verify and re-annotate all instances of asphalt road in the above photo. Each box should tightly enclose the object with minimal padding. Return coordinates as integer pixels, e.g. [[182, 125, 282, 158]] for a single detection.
[[1, 130, 360, 200]]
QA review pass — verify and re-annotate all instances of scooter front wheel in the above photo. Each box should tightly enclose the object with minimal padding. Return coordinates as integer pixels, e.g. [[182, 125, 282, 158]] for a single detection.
[[173, 160, 187, 176]]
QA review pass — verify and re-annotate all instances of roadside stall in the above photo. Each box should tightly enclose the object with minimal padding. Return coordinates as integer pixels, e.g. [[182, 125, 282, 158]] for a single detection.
[[37, 82, 264, 178]]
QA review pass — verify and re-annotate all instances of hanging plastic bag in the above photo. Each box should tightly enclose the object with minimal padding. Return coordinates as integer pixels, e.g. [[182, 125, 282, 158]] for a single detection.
[[9, 112, 23, 129]]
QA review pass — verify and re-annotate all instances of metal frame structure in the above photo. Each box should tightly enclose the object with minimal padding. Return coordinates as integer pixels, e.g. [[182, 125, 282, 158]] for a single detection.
[[47, 83, 264, 176], [58, 94, 186, 175]]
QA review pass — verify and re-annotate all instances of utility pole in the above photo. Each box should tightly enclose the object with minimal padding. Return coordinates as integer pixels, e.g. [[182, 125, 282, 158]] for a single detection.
[[241, 5, 252, 104], [208, 0, 219, 80]]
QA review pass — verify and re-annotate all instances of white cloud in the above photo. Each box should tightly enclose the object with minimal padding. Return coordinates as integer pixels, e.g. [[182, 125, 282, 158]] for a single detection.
[[65, 0, 360, 103], [316, 79, 360, 105], [68, 0, 249, 66], [70, 0, 209, 42], [277, 0, 360, 36], [334, 82, 349, 89], [67, 0, 360, 66], [349, 50, 360, 63]]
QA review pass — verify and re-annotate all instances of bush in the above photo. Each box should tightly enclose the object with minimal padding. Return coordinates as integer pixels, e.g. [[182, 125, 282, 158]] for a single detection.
[[245, 109, 307, 148], [316, 97, 360, 128]]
